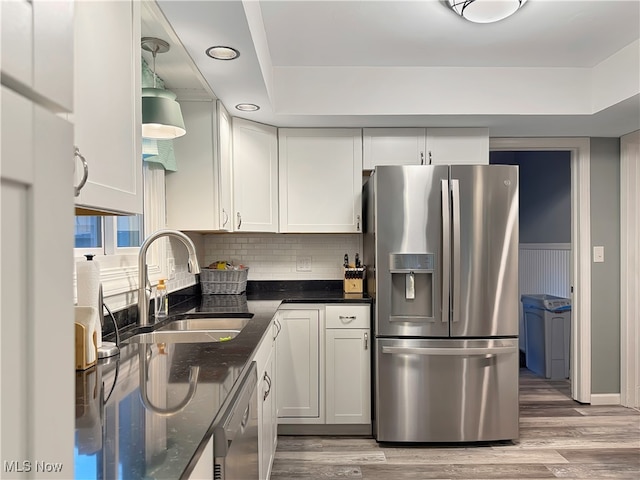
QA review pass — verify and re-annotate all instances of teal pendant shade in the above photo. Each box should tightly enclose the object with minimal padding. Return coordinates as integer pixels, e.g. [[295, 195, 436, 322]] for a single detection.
[[142, 87, 186, 139]]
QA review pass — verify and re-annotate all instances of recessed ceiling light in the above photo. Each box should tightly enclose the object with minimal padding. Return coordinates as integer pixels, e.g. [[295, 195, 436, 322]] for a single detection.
[[235, 103, 260, 112], [447, 0, 527, 23], [205, 46, 240, 60]]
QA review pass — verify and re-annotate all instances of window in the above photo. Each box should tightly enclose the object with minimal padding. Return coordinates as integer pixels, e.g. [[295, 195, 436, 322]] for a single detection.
[[74, 215, 142, 251]]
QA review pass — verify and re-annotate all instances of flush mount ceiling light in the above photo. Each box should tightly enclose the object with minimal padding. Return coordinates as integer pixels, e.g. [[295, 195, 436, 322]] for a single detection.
[[141, 37, 186, 139], [235, 103, 260, 112], [206, 46, 240, 60], [447, 0, 528, 23]]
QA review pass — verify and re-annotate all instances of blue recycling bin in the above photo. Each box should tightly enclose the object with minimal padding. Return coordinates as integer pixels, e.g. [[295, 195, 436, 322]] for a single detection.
[[521, 294, 571, 380]]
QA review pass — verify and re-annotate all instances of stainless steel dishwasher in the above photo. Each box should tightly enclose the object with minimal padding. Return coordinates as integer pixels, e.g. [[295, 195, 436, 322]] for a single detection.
[[213, 362, 259, 480]]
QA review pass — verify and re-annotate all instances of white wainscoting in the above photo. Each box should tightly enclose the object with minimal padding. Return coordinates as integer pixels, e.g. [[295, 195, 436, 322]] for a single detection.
[[519, 243, 572, 351]]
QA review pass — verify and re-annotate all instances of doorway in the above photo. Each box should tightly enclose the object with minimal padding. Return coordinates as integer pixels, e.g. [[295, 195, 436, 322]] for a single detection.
[[490, 150, 572, 394], [490, 138, 592, 404]]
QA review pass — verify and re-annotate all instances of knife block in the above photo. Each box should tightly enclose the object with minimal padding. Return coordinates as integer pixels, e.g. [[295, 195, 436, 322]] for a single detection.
[[343, 267, 365, 293]]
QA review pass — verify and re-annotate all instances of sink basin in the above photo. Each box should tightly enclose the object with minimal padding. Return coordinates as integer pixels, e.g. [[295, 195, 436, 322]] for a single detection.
[[157, 317, 252, 332], [125, 329, 242, 344], [124, 314, 253, 344]]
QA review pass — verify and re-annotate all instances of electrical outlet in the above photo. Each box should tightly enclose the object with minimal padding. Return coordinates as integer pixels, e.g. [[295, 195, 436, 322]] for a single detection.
[[296, 255, 312, 272], [593, 246, 605, 263], [168, 258, 176, 279]]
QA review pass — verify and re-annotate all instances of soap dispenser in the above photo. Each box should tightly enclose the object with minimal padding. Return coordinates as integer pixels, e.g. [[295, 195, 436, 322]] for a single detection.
[[154, 279, 168, 318]]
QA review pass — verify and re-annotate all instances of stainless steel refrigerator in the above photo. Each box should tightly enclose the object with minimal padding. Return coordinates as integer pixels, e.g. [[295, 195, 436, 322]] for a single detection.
[[363, 164, 519, 443]]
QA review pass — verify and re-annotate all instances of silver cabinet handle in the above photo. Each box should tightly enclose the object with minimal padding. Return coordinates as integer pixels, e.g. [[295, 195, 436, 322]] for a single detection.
[[428, 150, 433, 165], [74, 146, 88, 197], [273, 319, 282, 340], [364, 332, 368, 350], [236, 212, 242, 230], [420, 151, 425, 165], [356, 214, 361, 232], [263, 372, 272, 401], [222, 208, 229, 227]]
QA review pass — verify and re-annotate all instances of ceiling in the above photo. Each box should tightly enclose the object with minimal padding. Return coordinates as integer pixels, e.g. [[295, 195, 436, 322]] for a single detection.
[[144, 0, 640, 137]]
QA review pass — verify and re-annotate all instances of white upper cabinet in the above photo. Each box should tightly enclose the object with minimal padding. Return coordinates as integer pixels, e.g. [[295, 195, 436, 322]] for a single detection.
[[426, 127, 489, 165], [278, 128, 363, 233], [1, 0, 73, 112], [167, 100, 233, 231], [73, 0, 143, 215], [232, 118, 279, 232], [363, 128, 426, 169], [363, 127, 489, 168], [217, 101, 234, 231]]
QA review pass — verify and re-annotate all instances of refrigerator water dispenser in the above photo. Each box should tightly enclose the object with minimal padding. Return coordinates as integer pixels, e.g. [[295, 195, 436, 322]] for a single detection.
[[389, 253, 435, 321]]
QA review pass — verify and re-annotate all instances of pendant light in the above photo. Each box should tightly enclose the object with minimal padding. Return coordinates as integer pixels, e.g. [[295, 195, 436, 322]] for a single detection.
[[447, 0, 528, 24], [141, 37, 186, 139]]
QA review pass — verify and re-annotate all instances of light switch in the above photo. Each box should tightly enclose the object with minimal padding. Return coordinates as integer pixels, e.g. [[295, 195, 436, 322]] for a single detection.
[[593, 246, 605, 263]]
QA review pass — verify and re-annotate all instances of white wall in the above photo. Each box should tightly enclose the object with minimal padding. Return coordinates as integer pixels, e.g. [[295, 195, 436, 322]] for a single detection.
[[203, 233, 361, 280]]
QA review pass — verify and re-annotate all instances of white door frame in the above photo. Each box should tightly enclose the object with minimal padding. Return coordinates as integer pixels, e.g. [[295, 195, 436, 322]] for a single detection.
[[620, 130, 640, 409], [490, 138, 592, 404]]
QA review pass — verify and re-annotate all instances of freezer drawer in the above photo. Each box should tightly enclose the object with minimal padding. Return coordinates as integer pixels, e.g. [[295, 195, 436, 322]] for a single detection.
[[375, 338, 519, 442]]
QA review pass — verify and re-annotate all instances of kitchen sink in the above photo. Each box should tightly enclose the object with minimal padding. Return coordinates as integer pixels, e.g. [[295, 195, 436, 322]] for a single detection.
[[156, 317, 252, 332], [125, 329, 242, 344], [125, 313, 254, 344]]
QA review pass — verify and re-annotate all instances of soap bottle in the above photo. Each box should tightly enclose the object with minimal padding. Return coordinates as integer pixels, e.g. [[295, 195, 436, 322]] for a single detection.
[[155, 279, 168, 318]]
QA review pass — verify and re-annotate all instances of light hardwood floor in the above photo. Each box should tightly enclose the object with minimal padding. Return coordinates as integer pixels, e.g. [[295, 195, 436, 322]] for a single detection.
[[272, 369, 640, 479]]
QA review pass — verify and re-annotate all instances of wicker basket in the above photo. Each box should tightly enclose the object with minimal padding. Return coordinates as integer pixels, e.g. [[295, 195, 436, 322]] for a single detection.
[[200, 267, 249, 295]]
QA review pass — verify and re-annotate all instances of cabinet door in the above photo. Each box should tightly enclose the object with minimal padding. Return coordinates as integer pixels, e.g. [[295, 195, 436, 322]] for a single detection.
[[167, 100, 218, 230], [426, 128, 489, 165], [232, 118, 279, 232], [73, 0, 143, 214], [1, 87, 75, 474], [217, 101, 233, 231], [260, 347, 275, 480], [276, 309, 321, 420], [363, 128, 426, 169], [278, 128, 362, 233], [1, 0, 73, 112], [326, 328, 371, 424]]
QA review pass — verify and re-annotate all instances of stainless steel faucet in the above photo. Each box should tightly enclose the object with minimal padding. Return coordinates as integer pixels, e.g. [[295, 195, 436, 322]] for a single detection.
[[138, 229, 201, 326]]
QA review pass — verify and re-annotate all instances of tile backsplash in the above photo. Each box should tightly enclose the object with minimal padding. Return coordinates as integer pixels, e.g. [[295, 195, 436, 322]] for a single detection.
[[203, 233, 362, 280]]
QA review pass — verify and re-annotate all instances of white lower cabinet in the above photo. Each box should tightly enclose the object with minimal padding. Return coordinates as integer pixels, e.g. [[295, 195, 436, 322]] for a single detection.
[[325, 328, 371, 424], [276, 309, 322, 422], [276, 304, 371, 428], [325, 305, 371, 425], [254, 319, 279, 480]]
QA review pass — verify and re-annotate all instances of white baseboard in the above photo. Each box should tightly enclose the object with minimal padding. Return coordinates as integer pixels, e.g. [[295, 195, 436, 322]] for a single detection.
[[590, 393, 621, 405]]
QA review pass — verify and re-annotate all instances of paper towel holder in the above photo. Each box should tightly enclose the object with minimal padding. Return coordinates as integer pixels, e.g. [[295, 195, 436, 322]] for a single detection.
[[80, 256, 119, 359]]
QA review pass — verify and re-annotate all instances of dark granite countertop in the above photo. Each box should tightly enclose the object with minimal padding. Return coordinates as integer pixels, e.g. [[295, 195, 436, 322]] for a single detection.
[[74, 283, 371, 479]]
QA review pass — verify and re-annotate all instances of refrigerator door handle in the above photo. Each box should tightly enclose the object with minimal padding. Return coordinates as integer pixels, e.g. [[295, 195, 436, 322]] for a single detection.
[[451, 178, 461, 324], [441, 179, 450, 324], [381, 346, 517, 356]]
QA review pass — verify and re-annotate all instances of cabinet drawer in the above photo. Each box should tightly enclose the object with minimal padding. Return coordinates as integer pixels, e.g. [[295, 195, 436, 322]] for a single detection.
[[326, 305, 370, 329]]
